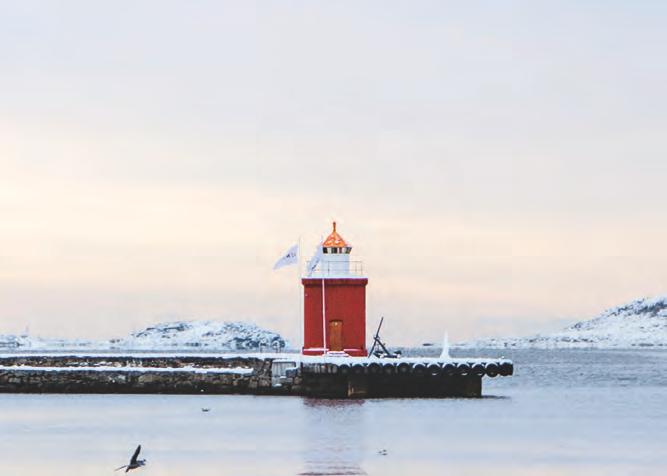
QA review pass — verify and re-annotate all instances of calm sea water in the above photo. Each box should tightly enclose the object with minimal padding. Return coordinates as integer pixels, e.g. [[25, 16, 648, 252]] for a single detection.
[[0, 349, 665, 475]]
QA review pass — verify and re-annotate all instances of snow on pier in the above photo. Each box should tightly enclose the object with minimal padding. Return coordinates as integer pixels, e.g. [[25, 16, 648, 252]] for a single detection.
[[0, 352, 513, 398], [0, 365, 254, 375]]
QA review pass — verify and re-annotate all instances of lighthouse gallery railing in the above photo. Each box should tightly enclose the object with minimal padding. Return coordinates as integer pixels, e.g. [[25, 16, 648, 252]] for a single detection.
[[307, 260, 364, 277]]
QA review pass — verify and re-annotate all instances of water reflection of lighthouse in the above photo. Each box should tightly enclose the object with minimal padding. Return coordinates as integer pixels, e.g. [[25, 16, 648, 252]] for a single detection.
[[302, 222, 368, 356], [300, 398, 367, 476]]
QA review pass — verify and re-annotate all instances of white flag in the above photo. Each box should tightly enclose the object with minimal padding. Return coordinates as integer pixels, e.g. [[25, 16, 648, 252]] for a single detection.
[[273, 244, 299, 270], [306, 243, 324, 276]]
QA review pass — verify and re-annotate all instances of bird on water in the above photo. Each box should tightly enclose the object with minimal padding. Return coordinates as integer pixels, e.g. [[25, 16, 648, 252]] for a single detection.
[[115, 445, 146, 473]]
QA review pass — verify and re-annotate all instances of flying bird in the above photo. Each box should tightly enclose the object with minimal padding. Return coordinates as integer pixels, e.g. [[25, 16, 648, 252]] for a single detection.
[[115, 445, 146, 473]]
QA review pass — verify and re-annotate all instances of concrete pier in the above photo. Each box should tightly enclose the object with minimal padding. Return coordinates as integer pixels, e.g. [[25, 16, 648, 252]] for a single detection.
[[0, 353, 512, 398]]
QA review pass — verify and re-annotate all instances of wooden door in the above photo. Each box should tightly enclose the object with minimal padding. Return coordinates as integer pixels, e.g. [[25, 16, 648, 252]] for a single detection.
[[328, 320, 343, 352]]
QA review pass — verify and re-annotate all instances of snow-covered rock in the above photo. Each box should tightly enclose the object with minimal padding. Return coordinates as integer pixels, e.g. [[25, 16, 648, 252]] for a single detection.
[[0, 334, 24, 348], [0, 334, 97, 350], [461, 296, 667, 349], [112, 321, 286, 350], [0, 321, 286, 351]]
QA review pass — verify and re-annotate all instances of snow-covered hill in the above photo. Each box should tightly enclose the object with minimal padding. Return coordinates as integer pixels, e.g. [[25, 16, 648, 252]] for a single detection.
[[0, 334, 98, 350], [112, 321, 286, 350], [461, 296, 667, 349], [0, 321, 286, 351]]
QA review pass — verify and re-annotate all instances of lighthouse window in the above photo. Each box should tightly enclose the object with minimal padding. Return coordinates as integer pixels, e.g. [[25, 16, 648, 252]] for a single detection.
[[332, 248, 338, 254], [323, 248, 328, 254]]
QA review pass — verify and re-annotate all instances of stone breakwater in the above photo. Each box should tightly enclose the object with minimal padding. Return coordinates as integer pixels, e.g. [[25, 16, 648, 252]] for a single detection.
[[0, 354, 277, 395], [0, 353, 513, 398]]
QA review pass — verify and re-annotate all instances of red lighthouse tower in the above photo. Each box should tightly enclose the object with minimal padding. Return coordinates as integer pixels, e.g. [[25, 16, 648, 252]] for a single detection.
[[302, 222, 368, 357]]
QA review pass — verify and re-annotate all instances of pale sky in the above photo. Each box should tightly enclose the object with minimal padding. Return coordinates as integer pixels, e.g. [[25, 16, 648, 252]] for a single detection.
[[1, 1, 666, 345]]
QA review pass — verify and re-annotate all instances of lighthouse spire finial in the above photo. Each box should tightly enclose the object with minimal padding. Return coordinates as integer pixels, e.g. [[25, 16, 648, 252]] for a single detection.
[[323, 221, 348, 248]]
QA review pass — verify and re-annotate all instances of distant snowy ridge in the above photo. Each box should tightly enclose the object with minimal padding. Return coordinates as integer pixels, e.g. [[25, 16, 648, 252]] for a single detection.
[[460, 296, 667, 349], [113, 321, 286, 350], [0, 320, 286, 351]]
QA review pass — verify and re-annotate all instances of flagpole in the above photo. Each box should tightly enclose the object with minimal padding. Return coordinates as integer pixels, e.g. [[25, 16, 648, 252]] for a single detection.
[[303, 238, 325, 354], [297, 235, 302, 354], [321, 276, 326, 353]]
